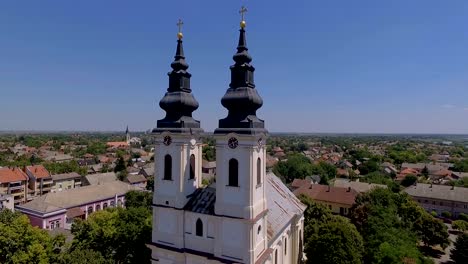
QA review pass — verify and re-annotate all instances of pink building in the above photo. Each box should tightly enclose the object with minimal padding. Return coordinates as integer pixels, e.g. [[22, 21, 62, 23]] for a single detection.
[[16, 181, 137, 230]]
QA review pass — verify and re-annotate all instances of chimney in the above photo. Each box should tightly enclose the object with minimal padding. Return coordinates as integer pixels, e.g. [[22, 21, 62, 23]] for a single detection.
[[430, 184, 432, 188], [347, 187, 351, 192], [451, 185, 455, 190], [327, 185, 331, 192]]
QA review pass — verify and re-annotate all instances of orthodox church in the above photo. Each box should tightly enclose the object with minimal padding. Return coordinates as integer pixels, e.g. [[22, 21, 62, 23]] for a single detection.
[[149, 9, 306, 264]]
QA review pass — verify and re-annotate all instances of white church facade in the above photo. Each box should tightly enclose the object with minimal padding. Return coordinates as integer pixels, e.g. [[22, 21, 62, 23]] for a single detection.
[[148, 10, 305, 264]]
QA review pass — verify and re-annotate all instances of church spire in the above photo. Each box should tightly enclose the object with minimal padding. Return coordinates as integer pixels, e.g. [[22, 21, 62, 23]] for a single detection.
[[215, 7, 267, 135], [154, 19, 202, 134]]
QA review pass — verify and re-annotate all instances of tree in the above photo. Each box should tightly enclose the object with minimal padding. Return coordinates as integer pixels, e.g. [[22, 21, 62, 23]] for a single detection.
[[273, 154, 313, 183], [71, 207, 152, 264], [305, 217, 364, 264], [146, 175, 154, 191], [451, 233, 468, 263], [421, 166, 429, 177], [459, 213, 468, 222], [401, 174, 418, 187], [350, 188, 448, 263], [125, 190, 152, 209], [114, 156, 127, 173], [453, 220, 468, 232], [441, 211, 452, 219], [413, 213, 449, 249], [0, 209, 65, 264], [57, 249, 112, 264]]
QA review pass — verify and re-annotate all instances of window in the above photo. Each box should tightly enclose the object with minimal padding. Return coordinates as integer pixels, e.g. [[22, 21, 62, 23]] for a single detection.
[[88, 206, 93, 214], [164, 155, 172, 180], [257, 158, 261, 186], [118, 199, 123, 207], [228, 159, 239, 186], [189, 154, 195, 180], [284, 237, 287, 255], [275, 249, 278, 264], [110, 201, 115, 207], [103, 203, 108, 209], [96, 204, 101, 211], [196, 218, 203, 237], [257, 225, 262, 235]]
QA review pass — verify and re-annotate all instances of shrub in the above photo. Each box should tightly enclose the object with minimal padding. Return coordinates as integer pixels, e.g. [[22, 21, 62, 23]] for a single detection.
[[441, 211, 452, 219]]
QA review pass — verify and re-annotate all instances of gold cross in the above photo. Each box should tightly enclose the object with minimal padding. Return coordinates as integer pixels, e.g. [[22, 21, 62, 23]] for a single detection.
[[177, 19, 184, 33], [239, 6, 247, 21]]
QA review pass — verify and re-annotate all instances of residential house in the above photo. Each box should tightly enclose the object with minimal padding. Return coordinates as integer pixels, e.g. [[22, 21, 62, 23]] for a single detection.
[[0, 167, 28, 204], [25, 165, 53, 198], [0, 194, 14, 211], [106, 141, 129, 150], [126, 174, 147, 190], [404, 183, 468, 218], [51, 172, 82, 192], [333, 178, 387, 193], [381, 162, 398, 176], [396, 168, 419, 182], [16, 181, 136, 230], [202, 160, 216, 176], [139, 165, 154, 179], [83, 172, 117, 186], [292, 179, 358, 216]]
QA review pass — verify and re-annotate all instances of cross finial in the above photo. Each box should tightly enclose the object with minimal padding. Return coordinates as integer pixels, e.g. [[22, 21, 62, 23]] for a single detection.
[[239, 6, 247, 28], [177, 18, 184, 39]]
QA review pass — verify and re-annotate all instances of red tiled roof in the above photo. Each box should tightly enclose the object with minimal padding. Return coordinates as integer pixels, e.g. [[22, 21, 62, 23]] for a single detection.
[[293, 181, 358, 206], [0, 167, 28, 183], [291, 178, 308, 188], [26, 165, 51, 179], [107, 142, 129, 148]]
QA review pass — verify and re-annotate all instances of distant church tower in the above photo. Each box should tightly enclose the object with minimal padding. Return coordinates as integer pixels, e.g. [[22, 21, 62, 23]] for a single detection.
[[125, 125, 131, 144], [149, 9, 305, 264]]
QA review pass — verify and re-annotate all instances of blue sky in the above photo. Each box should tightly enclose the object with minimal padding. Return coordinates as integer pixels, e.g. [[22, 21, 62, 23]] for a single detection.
[[1, 0, 467, 134]]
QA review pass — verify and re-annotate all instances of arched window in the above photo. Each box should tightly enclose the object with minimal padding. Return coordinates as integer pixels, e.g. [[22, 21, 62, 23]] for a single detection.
[[284, 237, 287, 255], [88, 206, 93, 214], [189, 154, 195, 180], [95, 204, 101, 211], [257, 158, 262, 185], [103, 203, 108, 209], [228, 159, 239, 187], [110, 201, 115, 207], [164, 154, 172, 180], [196, 218, 203, 237]]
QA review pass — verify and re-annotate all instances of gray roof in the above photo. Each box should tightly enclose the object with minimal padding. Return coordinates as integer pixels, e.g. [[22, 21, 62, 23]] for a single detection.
[[182, 172, 306, 244], [126, 174, 147, 184], [84, 172, 117, 185], [16, 181, 136, 214], [333, 179, 387, 193], [184, 185, 216, 215], [265, 172, 306, 242], [404, 183, 468, 203], [51, 172, 81, 181]]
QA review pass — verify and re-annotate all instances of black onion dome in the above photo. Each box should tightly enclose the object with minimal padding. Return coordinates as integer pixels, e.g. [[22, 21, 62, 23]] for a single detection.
[[154, 38, 202, 134], [215, 27, 267, 135]]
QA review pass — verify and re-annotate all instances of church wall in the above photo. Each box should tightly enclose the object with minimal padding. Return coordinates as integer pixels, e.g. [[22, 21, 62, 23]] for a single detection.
[[214, 216, 248, 262], [184, 212, 216, 255], [153, 142, 181, 207], [152, 207, 185, 249]]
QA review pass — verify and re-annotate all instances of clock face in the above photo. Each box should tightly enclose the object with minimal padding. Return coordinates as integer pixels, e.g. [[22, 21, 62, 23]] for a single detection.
[[228, 137, 239, 149], [163, 136, 172, 146]]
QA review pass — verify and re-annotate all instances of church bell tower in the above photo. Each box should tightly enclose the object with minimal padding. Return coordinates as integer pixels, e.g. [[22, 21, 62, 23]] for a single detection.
[[213, 7, 269, 262], [151, 20, 204, 250]]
